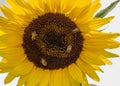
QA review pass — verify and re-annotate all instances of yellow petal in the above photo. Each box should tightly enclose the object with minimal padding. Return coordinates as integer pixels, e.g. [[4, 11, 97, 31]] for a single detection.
[[27, 67, 43, 86], [4, 73, 18, 84], [69, 76, 80, 86], [17, 75, 29, 86], [3, 60, 32, 84], [9, 60, 33, 76], [0, 34, 23, 46], [82, 73, 89, 86], [39, 70, 50, 86], [28, 0, 44, 10], [53, 69, 63, 86], [77, 0, 101, 24], [63, 68, 80, 86], [1, 5, 18, 20], [80, 51, 105, 65], [102, 50, 119, 58], [1, 5, 29, 26], [0, 67, 12, 73], [91, 65, 104, 72], [0, 41, 6, 49], [104, 59, 113, 65], [0, 47, 25, 61], [90, 16, 114, 30], [49, 70, 56, 86], [46, 0, 61, 13], [62, 68, 71, 86], [0, 16, 8, 26], [0, 55, 26, 69], [60, 0, 91, 14], [68, 63, 83, 83], [84, 39, 120, 49], [6, 0, 33, 15], [84, 32, 120, 40], [76, 59, 100, 82]]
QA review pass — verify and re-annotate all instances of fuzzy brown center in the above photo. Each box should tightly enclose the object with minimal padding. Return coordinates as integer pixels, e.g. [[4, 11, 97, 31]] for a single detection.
[[22, 13, 84, 69]]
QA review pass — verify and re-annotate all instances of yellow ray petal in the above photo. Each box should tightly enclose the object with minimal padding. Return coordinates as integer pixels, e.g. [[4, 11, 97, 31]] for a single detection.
[[0, 47, 25, 59], [84, 39, 120, 49], [0, 30, 5, 36], [80, 51, 105, 65], [53, 69, 63, 86], [27, 67, 43, 86], [39, 70, 50, 86], [0, 41, 6, 49], [84, 32, 120, 39], [75, 0, 92, 8], [70, 79, 80, 86], [0, 5, 29, 26], [17, 75, 29, 86], [102, 50, 119, 58], [76, 59, 100, 82], [77, 22, 91, 32], [10, 0, 31, 9], [86, 0, 101, 18], [62, 68, 71, 86], [82, 74, 89, 86], [90, 16, 114, 30], [46, 0, 61, 13], [103, 59, 112, 65], [69, 75, 80, 86], [68, 63, 83, 83], [28, 0, 44, 10], [1, 5, 18, 20], [0, 34, 23, 46], [0, 28, 24, 36], [0, 67, 12, 73], [3, 61, 32, 84], [6, 0, 33, 15], [63, 68, 80, 86], [0, 62, 18, 69], [0, 16, 9, 27], [17, 0, 44, 16], [49, 70, 56, 86], [77, 0, 101, 24], [9, 60, 33, 76], [60, 0, 78, 13], [0, 56, 26, 69], [91, 65, 104, 72], [1, 58, 7, 63], [4, 73, 18, 84], [60, 0, 91, 14]]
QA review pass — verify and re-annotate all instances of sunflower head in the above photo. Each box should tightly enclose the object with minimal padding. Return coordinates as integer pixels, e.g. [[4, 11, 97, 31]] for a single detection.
[[0, 0, 120, 86], [22, 12, 84, 69]]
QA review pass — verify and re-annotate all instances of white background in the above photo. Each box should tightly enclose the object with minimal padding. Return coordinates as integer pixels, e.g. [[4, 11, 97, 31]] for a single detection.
[[0, 0, 120, 86]]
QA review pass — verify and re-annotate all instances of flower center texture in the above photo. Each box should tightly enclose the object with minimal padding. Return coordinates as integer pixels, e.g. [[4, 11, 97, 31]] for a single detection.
[[22, 13, 84, 69]]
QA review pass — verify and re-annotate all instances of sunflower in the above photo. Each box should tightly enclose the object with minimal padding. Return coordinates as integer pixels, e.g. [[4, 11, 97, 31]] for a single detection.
[[0, 0, 120, 86]]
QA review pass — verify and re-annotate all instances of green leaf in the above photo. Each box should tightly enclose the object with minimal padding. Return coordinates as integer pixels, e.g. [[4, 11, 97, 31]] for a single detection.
[[95, 0, 120, 18]]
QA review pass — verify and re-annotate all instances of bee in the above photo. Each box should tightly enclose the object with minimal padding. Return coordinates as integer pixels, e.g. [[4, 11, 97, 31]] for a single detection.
[[31, 31, 38, 41], [66, 45, 72, 53], [72, 28, 80, 33], [41, 58, 47, 66]]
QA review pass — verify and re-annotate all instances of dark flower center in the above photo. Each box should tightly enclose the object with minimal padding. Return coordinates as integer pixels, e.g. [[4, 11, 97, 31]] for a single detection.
[[22, 13, 84, 69], [43, 30, 66, 50]]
